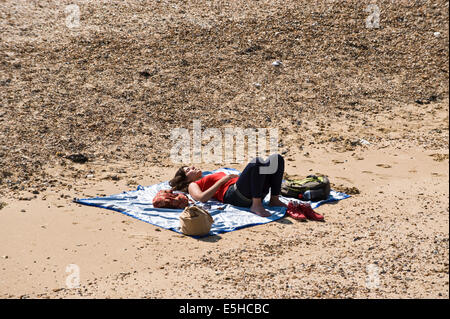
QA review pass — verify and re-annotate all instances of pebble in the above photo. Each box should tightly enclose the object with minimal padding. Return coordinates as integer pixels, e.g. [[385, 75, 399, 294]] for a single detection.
[[272, 60, 282, 67], [360, 139, 371, 145]]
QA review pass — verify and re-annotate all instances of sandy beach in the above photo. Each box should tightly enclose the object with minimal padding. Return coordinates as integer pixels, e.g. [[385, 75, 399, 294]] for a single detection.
[[0, 0, 448, 299]]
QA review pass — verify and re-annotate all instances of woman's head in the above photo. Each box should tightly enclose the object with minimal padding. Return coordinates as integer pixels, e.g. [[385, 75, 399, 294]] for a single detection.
[[169, 165, 202, 192]]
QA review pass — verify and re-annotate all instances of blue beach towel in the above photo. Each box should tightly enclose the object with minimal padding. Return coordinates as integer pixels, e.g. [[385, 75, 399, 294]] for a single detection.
[[74, 168, 350, 236]]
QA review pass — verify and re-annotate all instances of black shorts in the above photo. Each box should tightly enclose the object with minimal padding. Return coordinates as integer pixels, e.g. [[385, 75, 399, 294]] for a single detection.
[[223, 183, 268, 208]]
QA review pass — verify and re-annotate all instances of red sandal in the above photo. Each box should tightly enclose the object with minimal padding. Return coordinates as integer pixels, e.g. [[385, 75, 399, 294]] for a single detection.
[[286, 201, 307, 222], [298, 202, 324, 222]]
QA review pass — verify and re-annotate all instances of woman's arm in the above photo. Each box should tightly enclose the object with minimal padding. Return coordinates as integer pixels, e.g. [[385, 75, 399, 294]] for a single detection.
[[188, 174, 238, 202]]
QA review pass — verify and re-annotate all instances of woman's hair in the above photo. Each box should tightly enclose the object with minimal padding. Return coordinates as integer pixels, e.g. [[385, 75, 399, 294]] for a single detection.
[[169, 166, 190, 192]]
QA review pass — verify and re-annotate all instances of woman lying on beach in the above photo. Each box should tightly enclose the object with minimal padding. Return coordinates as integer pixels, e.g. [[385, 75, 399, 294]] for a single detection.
[[169, 154, 287, 217]]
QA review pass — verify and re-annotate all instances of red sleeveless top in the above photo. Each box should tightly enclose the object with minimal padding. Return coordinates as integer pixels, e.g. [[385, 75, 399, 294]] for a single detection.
[[194, 172, 238, 202]]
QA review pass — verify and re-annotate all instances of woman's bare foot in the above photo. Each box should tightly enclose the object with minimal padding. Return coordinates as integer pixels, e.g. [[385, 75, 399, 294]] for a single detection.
[[250, 204, 271, 217], [250, 198, 271, 217], [269, 196, 288, 208]]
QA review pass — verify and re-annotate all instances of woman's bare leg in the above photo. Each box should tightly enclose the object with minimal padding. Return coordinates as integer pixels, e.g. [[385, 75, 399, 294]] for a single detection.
[[250, 198, 271, 217], [269, 195, 288, 208]]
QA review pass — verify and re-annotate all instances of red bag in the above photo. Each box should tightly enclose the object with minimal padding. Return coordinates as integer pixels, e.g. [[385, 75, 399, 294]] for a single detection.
[[152, 189, 189, 209]]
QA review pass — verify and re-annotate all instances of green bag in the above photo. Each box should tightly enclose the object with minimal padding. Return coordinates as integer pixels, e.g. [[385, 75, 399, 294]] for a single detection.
[[281, 175, 331, 201]]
